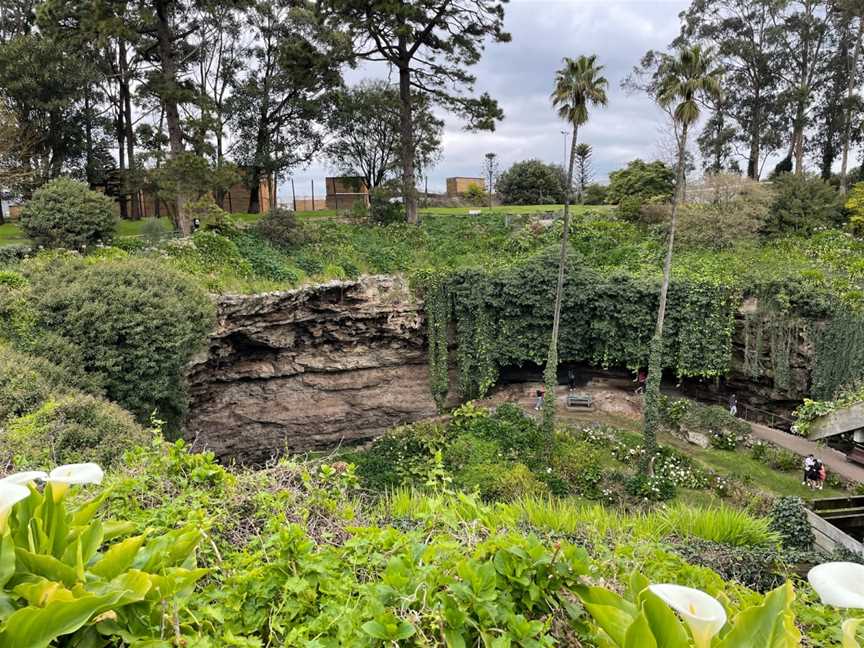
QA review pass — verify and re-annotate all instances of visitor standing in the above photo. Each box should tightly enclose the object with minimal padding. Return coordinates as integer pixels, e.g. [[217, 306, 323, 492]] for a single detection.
[[568, 368, 576, 391], [635, 369, 647, 394], [803, 454, 817, 489], [729, 394, 738, 417], [817, 460, 826, 491], [534, 388, 544, 411]]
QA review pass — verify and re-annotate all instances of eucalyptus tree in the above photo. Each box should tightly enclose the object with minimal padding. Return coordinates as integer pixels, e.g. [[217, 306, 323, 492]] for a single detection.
[[677, 0, 783, 178], [838, 0, 864, 193], [641, 45, 722, 471], [542, 54, 608, 431], [319, 0, 510, 224]]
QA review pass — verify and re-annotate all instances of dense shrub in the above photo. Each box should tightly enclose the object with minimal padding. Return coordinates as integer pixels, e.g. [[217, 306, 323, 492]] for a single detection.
[[750, 441, 800, 472], [670, 538, 784, 592], [353, 422, 450, 490], [457, 461, 546, 501], [769, 496, 814, 550], [548, 435, 604, 497], [255, 207, 305, 248], [233, 232, 301, 282], [763, 173, 843, 236], [22, 256, 214, 425], [0, 393, 148, 468], [676, 192, 770, 250], [625, 472, 676, 501], [295, 254, 325, 276], [582, 182, 607, 205], [0, 344, 79, 422], [497, 159, 567, 205], [606, 159, 674, 205], [0, 244, 31, 266], [368, 186, 405, 225], [20, 177, 116, 249]]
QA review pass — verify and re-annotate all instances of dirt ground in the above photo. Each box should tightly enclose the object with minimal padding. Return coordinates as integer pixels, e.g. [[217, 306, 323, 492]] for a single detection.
[[477, 378, 645, 426]]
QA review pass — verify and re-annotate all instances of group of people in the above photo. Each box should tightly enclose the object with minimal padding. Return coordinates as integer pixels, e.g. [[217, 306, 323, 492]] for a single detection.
[[803, 453, 827, 490]]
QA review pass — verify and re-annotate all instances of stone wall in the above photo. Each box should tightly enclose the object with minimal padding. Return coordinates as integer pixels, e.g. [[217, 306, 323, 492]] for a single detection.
[[185, 276, 437, 463]]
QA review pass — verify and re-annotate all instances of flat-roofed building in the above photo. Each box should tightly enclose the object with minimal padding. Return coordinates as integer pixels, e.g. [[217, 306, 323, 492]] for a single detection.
[[446, 177, 485, 197]]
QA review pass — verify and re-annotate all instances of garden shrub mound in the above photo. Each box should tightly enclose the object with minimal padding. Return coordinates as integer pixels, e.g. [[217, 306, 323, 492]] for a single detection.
[[0, 254, 214, 427], [0, 344, 80, 421], [20, 177, 117, 249], [1, 392, 148, 468]]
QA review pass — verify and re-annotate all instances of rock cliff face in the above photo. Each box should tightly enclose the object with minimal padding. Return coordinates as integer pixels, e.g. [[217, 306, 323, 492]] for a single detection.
[[185, 276, 436, 464]]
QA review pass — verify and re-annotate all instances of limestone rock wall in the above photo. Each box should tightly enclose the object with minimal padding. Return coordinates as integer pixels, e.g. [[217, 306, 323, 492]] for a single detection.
[[185, 276, 436, 463]]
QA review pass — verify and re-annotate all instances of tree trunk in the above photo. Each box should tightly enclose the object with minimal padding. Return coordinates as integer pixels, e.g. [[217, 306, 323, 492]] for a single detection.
[[154, 0, 189, 234], [641, 122, 688, 473], [398, 53, 418, 224], [747, 88, 762, 179], [248, 166, 261, 214], [117, 98, 128, 220], [542, 124, 579, 433], [841, 15, 864, 195], [119, 40, 140, 219]]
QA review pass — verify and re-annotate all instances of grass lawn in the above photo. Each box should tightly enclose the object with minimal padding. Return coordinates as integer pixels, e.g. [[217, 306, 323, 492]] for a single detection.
[[0, 204, 615, 247], [0, 222, 28, 246], [660, 431, 846, 500]]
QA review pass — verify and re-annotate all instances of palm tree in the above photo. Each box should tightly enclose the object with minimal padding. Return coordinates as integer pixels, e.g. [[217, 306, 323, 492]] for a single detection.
[[542, 55, 608, 432], [641, 45, 722, 472]]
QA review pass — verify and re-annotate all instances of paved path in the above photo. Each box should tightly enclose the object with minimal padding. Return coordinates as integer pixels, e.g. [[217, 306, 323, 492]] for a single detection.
[[748, 421, 864, 484]]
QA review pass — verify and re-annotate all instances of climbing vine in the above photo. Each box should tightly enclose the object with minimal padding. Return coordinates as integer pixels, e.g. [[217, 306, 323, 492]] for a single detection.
[[812, 308, 864, 400], [429, 251, 739, 401], [419, 271, 451, 411]]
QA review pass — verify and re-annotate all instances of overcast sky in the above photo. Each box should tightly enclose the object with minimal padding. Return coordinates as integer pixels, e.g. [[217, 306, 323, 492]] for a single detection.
[[290, 0, 688, 199]]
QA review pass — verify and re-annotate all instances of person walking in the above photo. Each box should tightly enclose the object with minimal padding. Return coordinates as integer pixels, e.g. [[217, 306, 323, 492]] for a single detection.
[[534, 388, 545, 411], [729, 394, 738, 417]]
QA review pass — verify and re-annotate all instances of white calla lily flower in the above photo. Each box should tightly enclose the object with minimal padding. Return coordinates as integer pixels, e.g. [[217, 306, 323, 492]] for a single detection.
[[47, 463, 104, 501], [0, 471, 48, 486], [808, 562, 864, 609], [649, 583, 727, 648], [0, 482, 31, 532]]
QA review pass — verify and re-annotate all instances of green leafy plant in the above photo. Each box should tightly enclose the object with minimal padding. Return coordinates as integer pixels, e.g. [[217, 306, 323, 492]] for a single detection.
[[0, 465, 205, 646], [19, 178, 117, 250]]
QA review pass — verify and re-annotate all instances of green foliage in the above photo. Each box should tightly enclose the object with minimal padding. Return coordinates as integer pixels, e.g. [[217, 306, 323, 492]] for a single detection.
[[583, 182, 608, 205], [0, 345, 80, 422], [19, 256, 214, 426], [139, 217, 172, 246], [845, 181, 864, 236], [0, 476, 204, 646], [750, 441, 800, 472], [764, 173, 843, 236], [1, 394, 148, 469], [574, 578, 800, 648], [676, 197, 770, 250], [422, 272, 450, 409], [548, 434, 604, 497], [20, 178, 116, 249], [811, 308, 864, 400], [232, 232, 301, 283], [368, 185, 406, 225], [464, 182, 487, 206], [658, 504, 781, 548], [626, 472, 677, 501], [768, 497, 813, 550], [606, 159, 674, 205], [254, 206, 305, 249], [439, 252, 737, 401], [497, 159, 567, 205]]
